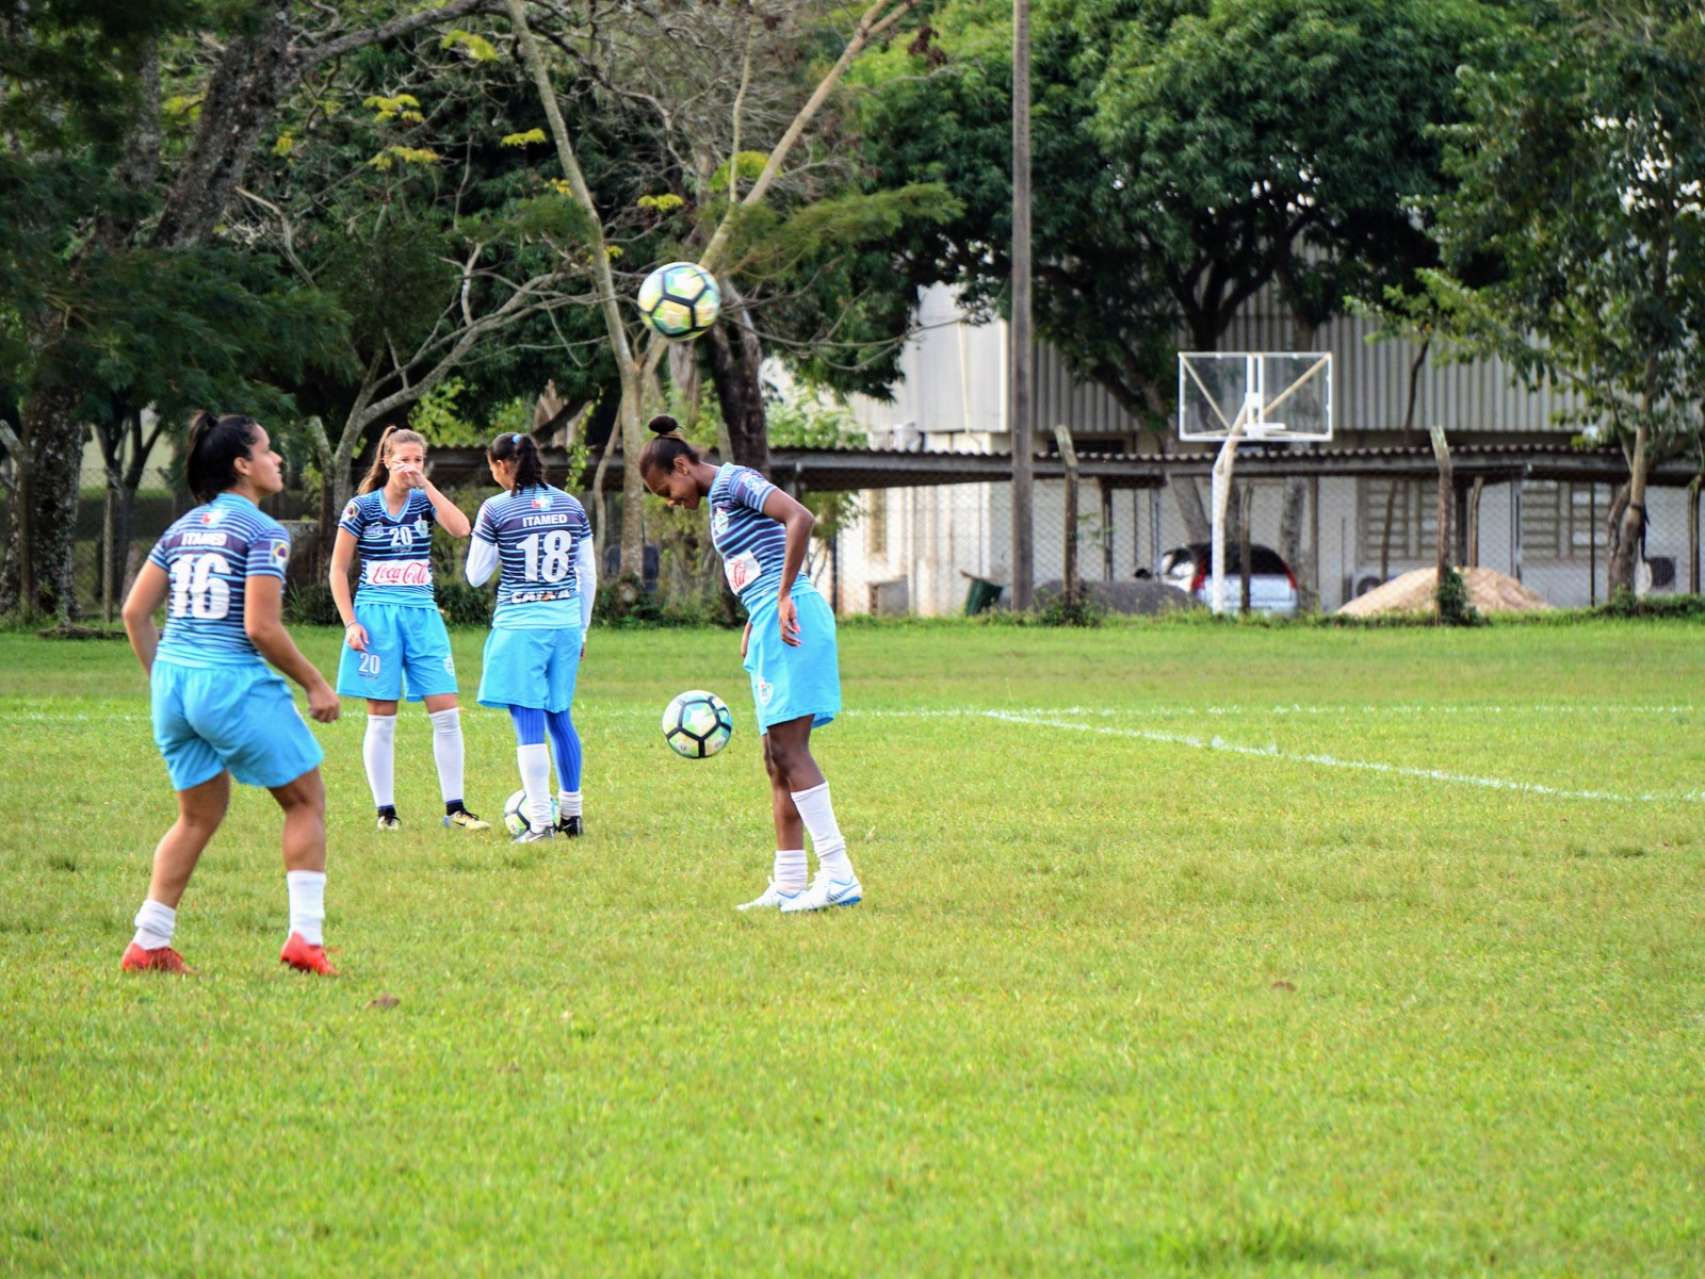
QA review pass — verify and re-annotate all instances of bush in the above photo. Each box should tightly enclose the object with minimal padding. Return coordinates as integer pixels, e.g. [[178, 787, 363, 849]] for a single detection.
[[436, 580, 492, 626], [593, 574, 736, 628], [284, 581, 341, 626], [1435, 565, 1484, 627]]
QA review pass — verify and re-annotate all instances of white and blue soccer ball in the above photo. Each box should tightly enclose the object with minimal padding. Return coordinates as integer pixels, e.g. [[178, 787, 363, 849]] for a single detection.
[[637, 261, 721, 341], [662, 690, 733, 759], [503, 788, 558, 836]]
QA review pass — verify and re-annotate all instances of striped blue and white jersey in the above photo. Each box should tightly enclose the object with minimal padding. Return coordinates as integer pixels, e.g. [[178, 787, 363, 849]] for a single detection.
[[148, 492, 291, 667], [339, 488, 438, 608], [708, 464, 796, 607], [470, 485, 592, 629]]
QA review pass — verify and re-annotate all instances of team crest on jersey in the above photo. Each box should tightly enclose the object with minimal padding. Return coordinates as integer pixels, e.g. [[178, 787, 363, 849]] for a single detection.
[[413, 518, 430, 538], [271, 540, 291, 566], [712, 508, 730, 538], [199, 508, 224, 526], [343, 500, 360, 521], [530, 496, 550, 510], [757, 678, 773, 705]]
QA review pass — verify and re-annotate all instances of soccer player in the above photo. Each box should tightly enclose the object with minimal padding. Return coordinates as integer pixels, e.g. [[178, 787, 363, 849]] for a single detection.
[[119, 412, 340, 975], [639, 415, 861, 913], [466, 432, 595, 842], [330, 425, 488, 832]]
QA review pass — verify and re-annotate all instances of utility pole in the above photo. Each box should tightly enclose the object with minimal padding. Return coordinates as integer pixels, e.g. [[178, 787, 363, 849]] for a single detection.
[[1009, 0, 1035, 610]]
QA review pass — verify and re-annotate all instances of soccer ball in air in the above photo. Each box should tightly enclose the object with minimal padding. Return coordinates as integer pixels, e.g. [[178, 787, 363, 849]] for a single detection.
[[637, 261, 721, 341], [502, 788, 557, 836], [662, 690, 733, 759]]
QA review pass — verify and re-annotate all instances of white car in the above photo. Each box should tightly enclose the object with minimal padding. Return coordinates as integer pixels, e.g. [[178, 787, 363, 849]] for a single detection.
[[1159, 543, 1300, 616]]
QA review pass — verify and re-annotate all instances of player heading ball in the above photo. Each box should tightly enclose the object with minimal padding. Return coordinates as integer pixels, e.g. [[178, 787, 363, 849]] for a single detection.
[[119, 412, 341, 976], [639, 416, 862, 913]]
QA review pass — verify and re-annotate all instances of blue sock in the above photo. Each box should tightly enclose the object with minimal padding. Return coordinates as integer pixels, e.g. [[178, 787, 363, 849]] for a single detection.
[[546, 708, 582, 792], [509, 705, 546, 746]]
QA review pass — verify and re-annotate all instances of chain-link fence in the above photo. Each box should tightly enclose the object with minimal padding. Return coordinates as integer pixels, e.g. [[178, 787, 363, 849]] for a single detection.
[[821, 466, 1704, 617], [51, 459, 1704, 621]]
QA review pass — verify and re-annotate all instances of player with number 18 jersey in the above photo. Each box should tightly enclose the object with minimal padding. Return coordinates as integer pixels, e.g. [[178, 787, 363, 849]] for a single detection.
[[467, 432, 596, 841]]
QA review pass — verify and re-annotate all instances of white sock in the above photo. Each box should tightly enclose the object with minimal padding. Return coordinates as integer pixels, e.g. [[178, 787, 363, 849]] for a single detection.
[[517, 744, 553, 830], [557, 790, 582, 818], [429, 708, 465, 805], [774, 848, 807, 891], [132, 898, 176, 950], [285, 870, 326, 946], [791, 781, 853, 880], [364, 714, 397, 809]]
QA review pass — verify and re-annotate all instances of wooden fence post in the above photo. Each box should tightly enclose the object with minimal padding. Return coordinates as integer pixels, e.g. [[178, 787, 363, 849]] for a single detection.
[[1429, 427, 1453, 619], [1054, 423, 1079, 606]]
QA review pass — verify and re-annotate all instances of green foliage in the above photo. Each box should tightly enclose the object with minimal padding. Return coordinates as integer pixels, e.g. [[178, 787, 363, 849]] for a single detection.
[[283, 581, 341, 626], [1421, 0, 1705, 446], [434, 580, 493, 626], [854, 0, 1503, 423], [1434, 565, 1484, 627]]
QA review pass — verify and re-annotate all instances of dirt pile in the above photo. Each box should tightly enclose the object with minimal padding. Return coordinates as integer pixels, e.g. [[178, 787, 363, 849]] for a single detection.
[[1337, 566, 1551, 617]]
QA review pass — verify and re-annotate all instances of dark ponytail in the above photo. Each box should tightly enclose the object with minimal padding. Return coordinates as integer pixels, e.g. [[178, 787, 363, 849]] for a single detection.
[[639, 414, 701, 477], [185, 411, 262, 503], [488, 430, 546, 494]]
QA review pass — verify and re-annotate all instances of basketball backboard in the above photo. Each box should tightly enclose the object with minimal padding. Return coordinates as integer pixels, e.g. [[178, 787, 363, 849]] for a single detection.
[[1177, 352, 1333, 443]]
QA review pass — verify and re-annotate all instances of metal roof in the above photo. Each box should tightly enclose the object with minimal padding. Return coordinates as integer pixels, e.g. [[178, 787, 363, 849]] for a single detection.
[[421, 440, 1698, 494]]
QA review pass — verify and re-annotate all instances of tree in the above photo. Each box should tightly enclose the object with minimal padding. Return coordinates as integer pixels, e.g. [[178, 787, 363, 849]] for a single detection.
[[504, 0, 927, 578], [1, 0, 507, 621], [1419, 0, 1705, 595], [855, 0, 1500, 417]]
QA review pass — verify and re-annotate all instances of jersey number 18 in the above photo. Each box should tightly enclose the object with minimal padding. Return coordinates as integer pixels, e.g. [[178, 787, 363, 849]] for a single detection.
[[518, 531, 572, 583]]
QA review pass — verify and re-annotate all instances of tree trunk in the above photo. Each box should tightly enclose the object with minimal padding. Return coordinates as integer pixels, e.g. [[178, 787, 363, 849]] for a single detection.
[[1465, 477, 1484, 569], [617, 367, 647, 582], [1277, 476, 1310, 610], [1608, 425, 1649, 596], [0, 385, 87, 622], [1238, 482, 1253, 615], [1171, 476, 1211, 545], [704, 296, 770, 473]]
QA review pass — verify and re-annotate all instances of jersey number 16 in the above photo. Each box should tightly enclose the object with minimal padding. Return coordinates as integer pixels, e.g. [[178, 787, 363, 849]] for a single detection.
[[170, 553, 232, 620]]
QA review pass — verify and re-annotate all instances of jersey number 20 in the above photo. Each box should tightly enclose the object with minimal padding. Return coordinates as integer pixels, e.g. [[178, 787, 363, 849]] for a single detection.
[[518, 531, 572, 583], [170, 553, 232, 619]]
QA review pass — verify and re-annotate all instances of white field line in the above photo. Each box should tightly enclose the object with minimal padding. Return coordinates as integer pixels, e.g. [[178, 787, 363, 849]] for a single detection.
[[982, 710, 1704, 807], [843, 703, 1696, 719]]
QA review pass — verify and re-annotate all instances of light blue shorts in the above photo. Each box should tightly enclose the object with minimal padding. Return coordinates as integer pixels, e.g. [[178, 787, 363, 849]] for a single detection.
[[743, 587, 839, 734], [151, 659, 325, 792], [336, 602, 458, 702], [477, 625, 582, 713]]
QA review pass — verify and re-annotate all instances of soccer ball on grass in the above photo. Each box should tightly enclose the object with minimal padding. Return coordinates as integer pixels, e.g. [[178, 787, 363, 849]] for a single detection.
[[503, 788, 558, 836]]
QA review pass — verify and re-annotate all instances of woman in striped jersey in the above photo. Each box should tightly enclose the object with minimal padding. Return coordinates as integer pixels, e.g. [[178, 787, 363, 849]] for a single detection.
[[330, 426, 488, 832], [119, 412, 340, 975], [466, 432, 596, 843], [639, 416, 862, 913]]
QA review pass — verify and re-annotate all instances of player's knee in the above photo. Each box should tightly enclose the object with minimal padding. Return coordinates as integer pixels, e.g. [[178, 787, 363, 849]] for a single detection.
[[762, 738, 785, 783]]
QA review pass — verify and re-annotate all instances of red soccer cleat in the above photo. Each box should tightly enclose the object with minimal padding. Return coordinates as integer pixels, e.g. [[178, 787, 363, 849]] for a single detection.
[[279, 932, 338, 976], [121, 943, 194, 975]]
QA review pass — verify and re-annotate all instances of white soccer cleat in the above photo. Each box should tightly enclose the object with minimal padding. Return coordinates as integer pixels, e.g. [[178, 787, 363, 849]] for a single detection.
[[778, 872, 863, 913], [737, 879, 805, 912], [511, 824, 555, 844]]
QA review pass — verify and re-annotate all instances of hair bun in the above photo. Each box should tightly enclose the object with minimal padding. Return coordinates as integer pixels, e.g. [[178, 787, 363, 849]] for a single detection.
[[648, 414, 680, 437]]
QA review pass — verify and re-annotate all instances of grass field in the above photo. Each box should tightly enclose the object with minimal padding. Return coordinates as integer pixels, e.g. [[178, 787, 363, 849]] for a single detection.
[[3, 619, 1703, 1276]]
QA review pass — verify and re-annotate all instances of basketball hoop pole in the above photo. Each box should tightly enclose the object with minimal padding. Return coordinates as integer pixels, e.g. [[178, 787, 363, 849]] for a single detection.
[[1210, 395, 1255, 615]]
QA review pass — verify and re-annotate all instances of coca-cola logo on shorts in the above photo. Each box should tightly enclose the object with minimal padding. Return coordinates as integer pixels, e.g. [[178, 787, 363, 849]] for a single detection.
[[368, 558, 432, 586]]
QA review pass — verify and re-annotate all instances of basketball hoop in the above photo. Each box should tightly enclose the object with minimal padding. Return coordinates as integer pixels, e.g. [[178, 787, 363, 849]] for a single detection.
[[1176, 352, 1334, 614]]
